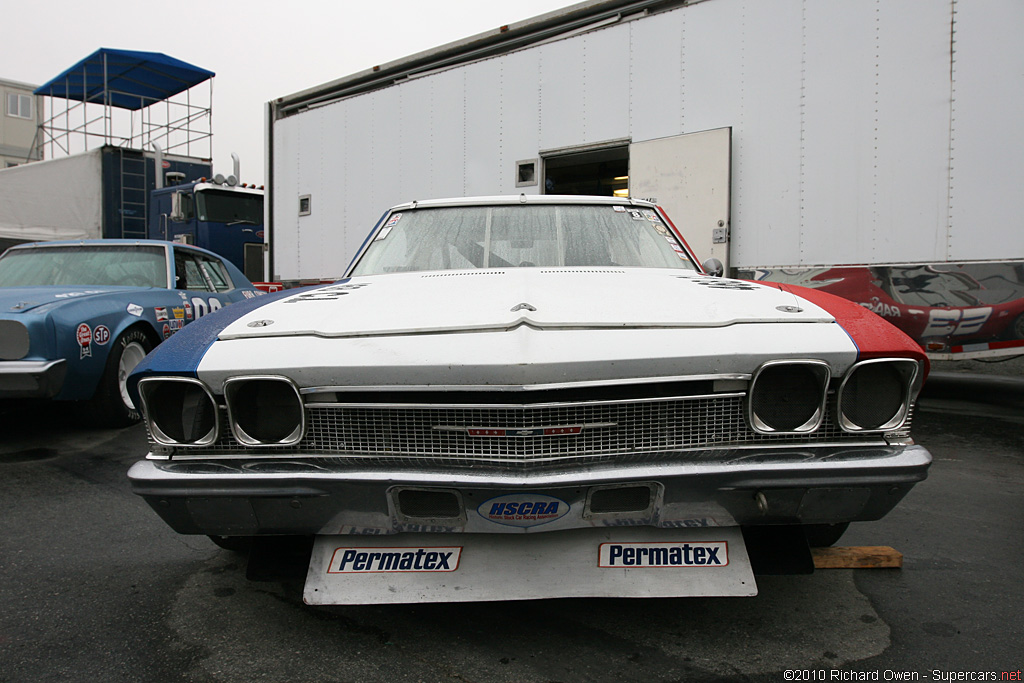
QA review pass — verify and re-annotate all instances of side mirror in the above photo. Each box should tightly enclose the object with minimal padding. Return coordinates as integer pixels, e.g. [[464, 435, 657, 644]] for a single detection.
[[702, 257, 724, 277]]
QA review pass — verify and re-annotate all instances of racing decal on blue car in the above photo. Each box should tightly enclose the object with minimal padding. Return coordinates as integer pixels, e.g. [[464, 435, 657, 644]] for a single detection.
[[479, 494, 569, 528], [76, 323, 92, 359], [598, 541, 729, 568], [93, 325, 111, 346], [327, 546, 462, 573]]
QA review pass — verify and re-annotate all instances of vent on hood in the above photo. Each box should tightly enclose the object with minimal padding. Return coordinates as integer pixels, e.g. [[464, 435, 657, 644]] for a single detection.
[[539, 269, 625, 274], [421, 271, 506, 278]]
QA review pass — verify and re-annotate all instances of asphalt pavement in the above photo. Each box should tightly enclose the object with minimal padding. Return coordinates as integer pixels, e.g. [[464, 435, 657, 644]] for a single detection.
[[0, 367, 1021, 683]]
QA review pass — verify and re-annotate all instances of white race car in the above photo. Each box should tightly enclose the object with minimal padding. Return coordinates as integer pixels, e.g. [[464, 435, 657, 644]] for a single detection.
[[128, 196, 931, 603]]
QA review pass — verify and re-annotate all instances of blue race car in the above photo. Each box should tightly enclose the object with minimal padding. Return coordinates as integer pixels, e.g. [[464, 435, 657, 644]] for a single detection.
[[0, 239, 264, 426]]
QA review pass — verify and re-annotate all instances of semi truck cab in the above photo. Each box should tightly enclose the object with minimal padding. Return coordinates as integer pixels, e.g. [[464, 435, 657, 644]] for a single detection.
[[150, 177, 265, 282]]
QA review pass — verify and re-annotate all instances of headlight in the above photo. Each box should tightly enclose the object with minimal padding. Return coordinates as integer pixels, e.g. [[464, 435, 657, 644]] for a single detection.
[[224, 376, 305, 446], [748, 360, 830, 433], [139, 377, 219, 446], [837, 359, 918, 431], [0, 320, 30, 360]]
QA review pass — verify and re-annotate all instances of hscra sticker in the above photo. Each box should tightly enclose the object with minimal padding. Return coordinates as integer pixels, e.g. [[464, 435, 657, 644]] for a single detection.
[[598, 541, 728, 568], [327, 546, 462, 573]]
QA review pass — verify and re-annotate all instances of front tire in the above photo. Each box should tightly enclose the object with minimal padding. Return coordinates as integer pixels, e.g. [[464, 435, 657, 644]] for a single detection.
[[82, 327, 152, 427]]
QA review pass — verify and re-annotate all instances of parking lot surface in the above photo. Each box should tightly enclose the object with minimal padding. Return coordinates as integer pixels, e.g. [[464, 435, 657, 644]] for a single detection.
[[1, 377, 1021, 682]]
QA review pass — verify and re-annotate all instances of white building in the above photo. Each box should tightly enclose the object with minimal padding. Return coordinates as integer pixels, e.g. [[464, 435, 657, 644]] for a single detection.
[[1, 77, 42, 168], [267, 0, 1024, 282]]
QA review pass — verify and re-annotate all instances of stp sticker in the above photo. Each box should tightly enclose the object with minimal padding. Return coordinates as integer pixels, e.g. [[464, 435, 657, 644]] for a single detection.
[[93, 325, 111, 346], [76, 323, 92, 359], [598, 541, 729, 568], [327, 546, 461, 573], [478, 493, 569, 528]]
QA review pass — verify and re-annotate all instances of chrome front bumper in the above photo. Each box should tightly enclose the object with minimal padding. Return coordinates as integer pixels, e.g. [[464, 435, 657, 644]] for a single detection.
[[0, 360, 66, 399], [128, 443, 932, 537]]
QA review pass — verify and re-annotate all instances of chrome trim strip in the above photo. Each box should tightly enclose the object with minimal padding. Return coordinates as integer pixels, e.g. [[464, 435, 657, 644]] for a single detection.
[[305, 391, 747, 411], [0, 359, 65, 374], [156, 437, 890, 462], [299, 374, 752, 396], [133, 444, 933, 487]]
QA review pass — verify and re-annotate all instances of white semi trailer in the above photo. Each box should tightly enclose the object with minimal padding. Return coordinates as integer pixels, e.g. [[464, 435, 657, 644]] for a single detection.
[[266, 0, 1024, 358]]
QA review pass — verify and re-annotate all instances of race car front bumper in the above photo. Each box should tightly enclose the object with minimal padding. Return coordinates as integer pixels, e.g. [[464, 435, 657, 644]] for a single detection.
[[127, 443, 932, 537]]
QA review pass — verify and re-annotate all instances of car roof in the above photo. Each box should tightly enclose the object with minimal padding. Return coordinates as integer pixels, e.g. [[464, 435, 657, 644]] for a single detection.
[[5, 239, 223, 260], [386, 195, 658, 211]]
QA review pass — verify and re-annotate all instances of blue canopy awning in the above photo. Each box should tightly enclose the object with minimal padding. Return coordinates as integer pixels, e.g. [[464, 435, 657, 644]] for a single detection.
[[34, 48, 214, 111]]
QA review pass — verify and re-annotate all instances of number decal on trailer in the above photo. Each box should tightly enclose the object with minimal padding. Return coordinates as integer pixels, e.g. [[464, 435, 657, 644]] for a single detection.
[[922, 307, 992, 337]]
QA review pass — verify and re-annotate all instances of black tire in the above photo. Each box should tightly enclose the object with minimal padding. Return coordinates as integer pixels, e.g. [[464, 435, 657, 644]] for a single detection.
[[803, 522, 850, 547], [81, 327, 153, 427], [1009, 313, 1024, 340], [208, 535, 254, 553]]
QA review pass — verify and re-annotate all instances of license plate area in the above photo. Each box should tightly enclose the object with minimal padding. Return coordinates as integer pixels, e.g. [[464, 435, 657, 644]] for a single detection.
[[304, 526, 756, 604]]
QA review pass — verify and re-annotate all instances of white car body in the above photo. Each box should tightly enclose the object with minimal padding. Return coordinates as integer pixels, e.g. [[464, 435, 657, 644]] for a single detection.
[[128, 196, 931, 603]]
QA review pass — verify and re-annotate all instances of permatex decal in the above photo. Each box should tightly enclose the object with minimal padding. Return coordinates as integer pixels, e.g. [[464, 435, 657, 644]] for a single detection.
[[598, 541, 729, 568], [327, 546, 461, 573]]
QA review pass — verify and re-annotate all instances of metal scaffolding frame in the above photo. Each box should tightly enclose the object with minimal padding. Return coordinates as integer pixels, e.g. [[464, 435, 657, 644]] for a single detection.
[[30, 49, 214, 160]]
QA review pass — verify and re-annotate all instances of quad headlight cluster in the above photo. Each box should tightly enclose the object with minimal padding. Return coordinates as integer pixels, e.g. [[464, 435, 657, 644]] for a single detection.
[[748, 358, 920, 434], [138, 376, 305, 447]]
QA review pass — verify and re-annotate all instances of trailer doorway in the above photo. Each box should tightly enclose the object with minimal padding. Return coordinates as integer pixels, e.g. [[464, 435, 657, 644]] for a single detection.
[[541, 145, 629, 197], [540, 130, 731, 270]]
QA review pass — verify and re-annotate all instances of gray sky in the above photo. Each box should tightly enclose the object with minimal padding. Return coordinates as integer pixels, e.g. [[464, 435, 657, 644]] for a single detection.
[[3, 0, 573, 184]]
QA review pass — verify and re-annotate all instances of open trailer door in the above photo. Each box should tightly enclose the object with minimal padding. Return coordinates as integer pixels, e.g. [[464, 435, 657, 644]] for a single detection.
[[629, 128, 732, 270]]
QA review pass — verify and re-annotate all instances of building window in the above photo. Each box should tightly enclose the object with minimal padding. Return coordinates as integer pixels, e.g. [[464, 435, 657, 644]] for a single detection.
[[7, 93, 33, 119]]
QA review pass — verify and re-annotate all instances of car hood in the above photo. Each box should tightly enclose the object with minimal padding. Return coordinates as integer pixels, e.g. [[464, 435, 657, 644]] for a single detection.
[[0, 285, 142, 314], [217, 269, 833, 340]]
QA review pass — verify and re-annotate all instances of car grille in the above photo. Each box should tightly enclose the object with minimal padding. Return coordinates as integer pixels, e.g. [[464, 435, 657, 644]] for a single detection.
[[163, 393, 905, 468]]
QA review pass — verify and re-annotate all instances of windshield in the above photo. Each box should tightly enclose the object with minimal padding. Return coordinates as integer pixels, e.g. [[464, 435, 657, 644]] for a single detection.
[[0, 245, 167, 288], [350, 204, 699, 276], [195, 189, 263, 225]]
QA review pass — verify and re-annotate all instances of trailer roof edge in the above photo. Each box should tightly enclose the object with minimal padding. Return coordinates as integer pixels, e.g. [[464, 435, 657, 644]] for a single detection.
[[271, 0, 698, 116]]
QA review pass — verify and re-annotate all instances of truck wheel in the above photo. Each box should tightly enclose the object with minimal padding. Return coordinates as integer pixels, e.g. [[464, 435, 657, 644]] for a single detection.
[[803, 522, 850, 547], [82, 328, 152, 427]]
